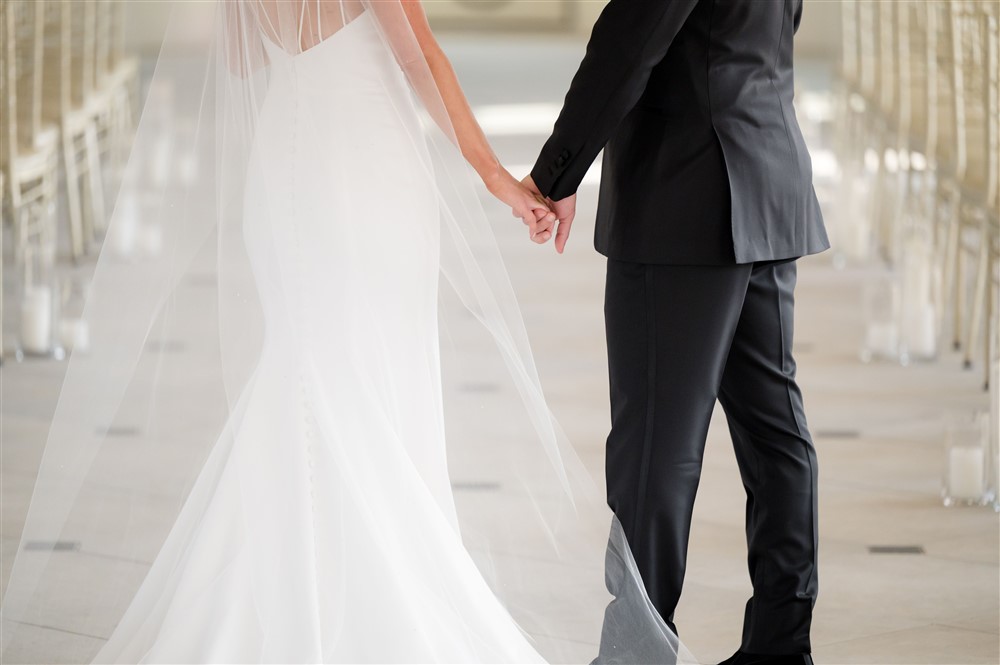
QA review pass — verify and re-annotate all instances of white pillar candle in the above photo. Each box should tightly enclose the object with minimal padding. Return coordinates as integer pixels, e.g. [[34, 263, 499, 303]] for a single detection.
[[20, 286, 52, 355], [948, 446, 985, 502], [59, 318, 90, 354]]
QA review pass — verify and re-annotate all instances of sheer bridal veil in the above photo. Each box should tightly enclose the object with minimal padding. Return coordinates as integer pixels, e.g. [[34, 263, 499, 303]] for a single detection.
[[2, 2, 692, 662]]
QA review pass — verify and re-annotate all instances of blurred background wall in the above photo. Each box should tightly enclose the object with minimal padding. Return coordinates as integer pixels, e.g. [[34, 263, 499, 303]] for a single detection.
[[123, 0, 842, 60]]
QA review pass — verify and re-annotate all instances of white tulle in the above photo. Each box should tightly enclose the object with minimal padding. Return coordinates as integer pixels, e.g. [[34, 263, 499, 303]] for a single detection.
[[96, 15, 542, 661], [1, 3, 696, 663]]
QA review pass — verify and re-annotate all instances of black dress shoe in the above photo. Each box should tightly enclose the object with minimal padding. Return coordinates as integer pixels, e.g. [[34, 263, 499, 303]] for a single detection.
[[717, 651, 814, 665]]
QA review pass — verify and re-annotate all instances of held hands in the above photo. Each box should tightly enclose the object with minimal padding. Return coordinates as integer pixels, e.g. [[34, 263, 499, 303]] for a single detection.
[[484, 166, 557, 243], [521, 176, 576, 254]]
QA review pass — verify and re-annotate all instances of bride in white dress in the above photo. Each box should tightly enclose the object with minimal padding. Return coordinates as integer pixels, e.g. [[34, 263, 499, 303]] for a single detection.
[[1, 2, 689, 663], [100, 2, 555, 660]]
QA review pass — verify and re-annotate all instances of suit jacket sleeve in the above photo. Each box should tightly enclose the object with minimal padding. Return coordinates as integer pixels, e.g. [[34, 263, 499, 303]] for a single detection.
[[529, 0, 699, 200]]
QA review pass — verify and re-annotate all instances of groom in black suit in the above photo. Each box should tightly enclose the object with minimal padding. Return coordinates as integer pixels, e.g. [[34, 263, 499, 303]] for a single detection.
[[525, 1, 827, 663]]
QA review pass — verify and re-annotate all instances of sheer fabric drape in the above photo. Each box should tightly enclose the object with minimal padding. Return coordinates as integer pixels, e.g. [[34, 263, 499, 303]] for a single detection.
[[1, 2, 693, 662]]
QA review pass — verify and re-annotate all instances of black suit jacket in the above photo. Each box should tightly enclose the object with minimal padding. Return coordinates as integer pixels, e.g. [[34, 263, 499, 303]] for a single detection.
[[530, 0, 829, 265]]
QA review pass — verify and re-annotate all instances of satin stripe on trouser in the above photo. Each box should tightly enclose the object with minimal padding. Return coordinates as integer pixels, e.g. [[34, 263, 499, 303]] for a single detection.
[[603, 257, 819, 655]]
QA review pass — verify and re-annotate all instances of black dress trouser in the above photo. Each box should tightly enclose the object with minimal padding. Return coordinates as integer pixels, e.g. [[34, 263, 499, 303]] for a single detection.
[[603, 257, 819, 654]]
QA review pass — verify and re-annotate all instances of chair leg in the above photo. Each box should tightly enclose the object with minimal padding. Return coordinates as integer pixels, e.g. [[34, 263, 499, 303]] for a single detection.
[[955, 236, 966, 352], [62, 131, 85, 260], [964, 218, 989, 369], [985, 270, 995, 391], [985, 236, 997, 391], [941, 197, 963, 350], [84, 123, 107, 237]]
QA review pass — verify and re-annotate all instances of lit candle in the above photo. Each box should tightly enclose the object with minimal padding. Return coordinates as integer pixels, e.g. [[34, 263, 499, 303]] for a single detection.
[[20, 286, 52, 355], [948, 446, 985, 502]]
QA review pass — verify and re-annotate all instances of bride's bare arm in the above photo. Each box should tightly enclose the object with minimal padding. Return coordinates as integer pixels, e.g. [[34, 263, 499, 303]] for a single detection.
[[395, 4, 497, 182], [371, 1, 554, 233]]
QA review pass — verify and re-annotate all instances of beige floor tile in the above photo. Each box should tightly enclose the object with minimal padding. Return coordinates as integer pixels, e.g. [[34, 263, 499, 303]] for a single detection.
[[814, 623, 1000, 664]]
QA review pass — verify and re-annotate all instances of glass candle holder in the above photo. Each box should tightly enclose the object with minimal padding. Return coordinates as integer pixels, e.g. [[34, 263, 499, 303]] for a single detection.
[[58, 278, 90, 356], [861, 275, 901, 363], [897, 223, 940, 364], [943, 415, 989, 507], [16, 243, 59, 359]]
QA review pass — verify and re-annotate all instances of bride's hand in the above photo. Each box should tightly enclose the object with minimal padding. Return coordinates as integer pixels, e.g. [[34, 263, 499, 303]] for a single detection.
[[484, 167, 556, 243]]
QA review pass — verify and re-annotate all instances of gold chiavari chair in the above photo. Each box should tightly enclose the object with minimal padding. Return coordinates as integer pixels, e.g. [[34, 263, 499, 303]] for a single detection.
[[2, 1, 61, 361], [893, 2, 935, 227], [109, 2, 139, 114], [986, 8, 999, 391], [929, 0, 966, 355], [1, 169, 4, 363], [836, 0, 865, 170], [871, 0, 904, 263], [96, 0, 138, 194], [857, 0, 908, 265], [94, 1, 117, 173], [1, 1, 60, 261], [893, 1, 980, 363], [832, 0, 880, 263], [892, 2, 942, 363], [922, 0, 961, 262], [40, 0, 106, 259], [845, 0, 884, 262], [857, 1, 880, 125], [941, 1, 995, 374], [960, 5, 999, 382]]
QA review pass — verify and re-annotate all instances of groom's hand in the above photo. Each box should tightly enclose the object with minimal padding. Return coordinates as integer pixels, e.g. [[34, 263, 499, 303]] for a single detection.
[[548, 193, 576, 254], [522, 176, 576, 254]]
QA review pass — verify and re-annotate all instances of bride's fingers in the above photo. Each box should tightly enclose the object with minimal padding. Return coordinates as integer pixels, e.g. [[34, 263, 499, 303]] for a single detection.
[[535, 207, 555, 221], [531, 204, 556, 225], [521, 207, 540, 235], [523, 202, 547, 235], [529, 214, 554, 244], [531, 226, 552, 243]]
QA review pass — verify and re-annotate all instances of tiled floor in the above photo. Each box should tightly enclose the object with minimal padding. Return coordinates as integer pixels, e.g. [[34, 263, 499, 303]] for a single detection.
[[2, 36, 998, 665]]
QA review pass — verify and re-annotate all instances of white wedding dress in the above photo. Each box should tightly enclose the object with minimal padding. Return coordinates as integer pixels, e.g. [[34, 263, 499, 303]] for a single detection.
[[95, 10, 544, 663]]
